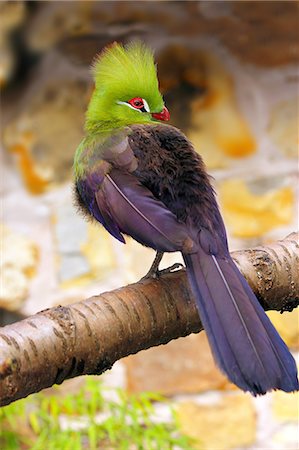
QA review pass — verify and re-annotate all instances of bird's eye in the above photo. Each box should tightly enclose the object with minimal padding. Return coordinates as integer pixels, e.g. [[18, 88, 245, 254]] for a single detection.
[[117, 97, 150, 113], [128, 97, 144, 109]]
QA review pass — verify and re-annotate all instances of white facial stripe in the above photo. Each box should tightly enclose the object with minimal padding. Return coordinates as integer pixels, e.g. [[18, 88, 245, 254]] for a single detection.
[[143, 99, 150, 113], [117, 101, 142, 113], [117, 99, 150, 113]]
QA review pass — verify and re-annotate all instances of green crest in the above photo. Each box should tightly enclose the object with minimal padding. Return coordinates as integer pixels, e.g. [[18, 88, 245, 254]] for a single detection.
[[86, 41, 164, 132]]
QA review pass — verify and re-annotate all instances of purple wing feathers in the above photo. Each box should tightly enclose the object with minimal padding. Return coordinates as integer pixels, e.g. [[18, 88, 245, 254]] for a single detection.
[[76, 125, 298, 396], [98, 169, 195, 253]]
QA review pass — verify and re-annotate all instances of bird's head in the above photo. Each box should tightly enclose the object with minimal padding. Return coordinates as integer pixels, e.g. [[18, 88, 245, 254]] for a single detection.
[[85, 41, 169, 133]]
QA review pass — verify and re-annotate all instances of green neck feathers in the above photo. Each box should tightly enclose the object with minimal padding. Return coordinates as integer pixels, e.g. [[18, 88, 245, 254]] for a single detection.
[[74, 41, 166, 179]]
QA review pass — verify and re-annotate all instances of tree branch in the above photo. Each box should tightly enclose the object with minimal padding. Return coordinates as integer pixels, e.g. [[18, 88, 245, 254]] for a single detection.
[[0, 233, 298, 406]]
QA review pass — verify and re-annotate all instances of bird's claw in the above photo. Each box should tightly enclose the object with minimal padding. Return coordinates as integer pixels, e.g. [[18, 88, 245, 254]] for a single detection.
[[157, 262, 184, 276], [141, 262, 184, 281]]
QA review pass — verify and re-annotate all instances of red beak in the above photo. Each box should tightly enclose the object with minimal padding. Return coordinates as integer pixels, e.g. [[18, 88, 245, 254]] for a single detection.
[[151, 106, 170, 122]]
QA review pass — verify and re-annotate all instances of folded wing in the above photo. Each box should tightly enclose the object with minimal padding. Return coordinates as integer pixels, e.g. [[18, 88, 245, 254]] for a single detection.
[[96, 168, 196, 253]]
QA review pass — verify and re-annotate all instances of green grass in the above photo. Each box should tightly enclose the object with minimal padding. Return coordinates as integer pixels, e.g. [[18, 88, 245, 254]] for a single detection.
[[0, 378, 195, 450]]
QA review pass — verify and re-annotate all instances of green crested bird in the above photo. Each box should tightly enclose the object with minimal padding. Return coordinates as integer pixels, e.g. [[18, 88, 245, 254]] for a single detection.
[[74, 41, 298, 395]]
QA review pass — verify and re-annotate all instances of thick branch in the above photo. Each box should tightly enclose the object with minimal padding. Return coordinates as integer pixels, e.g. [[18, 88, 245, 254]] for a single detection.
[[0, 233, 298, 406]]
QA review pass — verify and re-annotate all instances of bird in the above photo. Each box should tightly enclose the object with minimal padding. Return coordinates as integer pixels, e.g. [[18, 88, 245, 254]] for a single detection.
[[73, 41, 298, 395]]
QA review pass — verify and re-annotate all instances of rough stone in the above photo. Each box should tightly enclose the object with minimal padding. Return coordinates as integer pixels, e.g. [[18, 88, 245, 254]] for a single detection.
[[0, 1, 26, 86], [80, 223, 118, 281], [219, 179, 294, 238], [124, 332, 235, 395], [0, 224, 38, 310], [272, 389, 299, 421], [226, 2, 299, 66], [268, 99, 298, 159], [176, 393, 256, 450], [271, 423, 299, 450], [3, 58, 90, 189], [52, 195, 117, 287], [267, 310, 299, 350], [24, 2, 299, 67], [0, 1, 25, 34], [158, 46, 256, 169]]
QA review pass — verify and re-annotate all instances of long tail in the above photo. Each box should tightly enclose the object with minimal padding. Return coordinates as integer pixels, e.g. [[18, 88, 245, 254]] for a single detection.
[[183, 248, 299, 395]]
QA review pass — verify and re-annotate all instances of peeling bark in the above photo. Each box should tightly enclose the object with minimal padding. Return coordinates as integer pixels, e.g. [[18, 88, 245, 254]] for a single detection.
[[0, 233, 298, 407], [232, 232, 299, 312]]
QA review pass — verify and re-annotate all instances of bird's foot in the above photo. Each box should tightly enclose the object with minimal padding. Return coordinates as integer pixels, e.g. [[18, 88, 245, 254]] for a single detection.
[[141, 251, 184, 281], [156, 262, 184, 277], [141, 251, 163, 280]]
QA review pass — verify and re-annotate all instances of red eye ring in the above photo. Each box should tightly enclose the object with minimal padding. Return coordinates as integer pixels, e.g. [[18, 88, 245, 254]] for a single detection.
[[128, 97, 144, 109]]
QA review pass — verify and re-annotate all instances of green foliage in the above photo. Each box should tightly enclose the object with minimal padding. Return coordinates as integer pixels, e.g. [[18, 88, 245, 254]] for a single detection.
[[0, 378, 195, 450]]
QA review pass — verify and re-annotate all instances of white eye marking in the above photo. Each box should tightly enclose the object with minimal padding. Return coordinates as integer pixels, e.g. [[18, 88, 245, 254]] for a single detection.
[[117, 98, 150, 113], [143, 99, 150, 112], [117, 101, 142, 113]]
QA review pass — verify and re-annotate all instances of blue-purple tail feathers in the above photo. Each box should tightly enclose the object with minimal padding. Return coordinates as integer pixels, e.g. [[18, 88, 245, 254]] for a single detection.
[[183, 249, 298, 395]]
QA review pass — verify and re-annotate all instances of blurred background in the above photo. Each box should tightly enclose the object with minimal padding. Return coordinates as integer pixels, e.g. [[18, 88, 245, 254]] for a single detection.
[[1, 1, 298, 449]]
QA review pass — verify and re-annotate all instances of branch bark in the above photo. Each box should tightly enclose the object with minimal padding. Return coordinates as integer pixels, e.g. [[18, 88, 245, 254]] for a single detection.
[[0, 233, 298, 406]]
